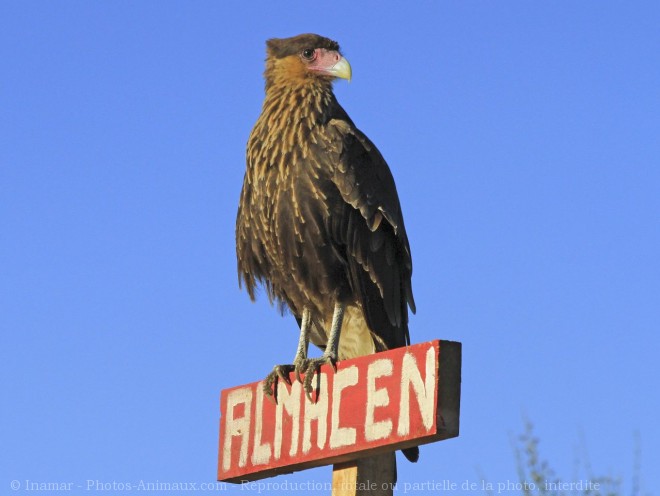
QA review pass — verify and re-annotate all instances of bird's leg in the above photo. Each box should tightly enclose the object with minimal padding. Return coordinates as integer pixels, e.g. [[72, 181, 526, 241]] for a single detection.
[[263, 307, 311, 402], [302, 302, 345, 400], [324, 301, 345, 367], [293, 308, 311, 383]]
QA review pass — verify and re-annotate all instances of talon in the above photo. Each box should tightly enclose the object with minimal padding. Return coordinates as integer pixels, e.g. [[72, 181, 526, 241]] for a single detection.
[[265, 389, 277, 405], [263, 374, 278, 404], [293, 360, 305, 384], [263, 364, 296, 404], [268, 355, 338, 404], [301, 359, 325, 403], [304, 376, 316, 402], [276, 367, 292, 386], [303, 371, 312, 399]]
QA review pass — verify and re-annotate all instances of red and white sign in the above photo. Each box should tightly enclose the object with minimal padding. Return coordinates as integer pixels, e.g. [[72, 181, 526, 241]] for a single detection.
[[218, 339, 461, 483]]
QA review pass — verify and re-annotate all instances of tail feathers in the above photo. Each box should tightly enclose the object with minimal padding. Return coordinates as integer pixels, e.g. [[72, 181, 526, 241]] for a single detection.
[[402, 446, 419, 463]]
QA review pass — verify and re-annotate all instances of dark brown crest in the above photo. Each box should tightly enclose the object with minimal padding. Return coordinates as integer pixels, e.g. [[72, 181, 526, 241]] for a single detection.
[[266, 33, 340, 59]]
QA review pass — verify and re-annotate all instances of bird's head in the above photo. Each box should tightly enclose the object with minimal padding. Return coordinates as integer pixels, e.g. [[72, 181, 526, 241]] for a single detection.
[[264, 34, 352, 87]]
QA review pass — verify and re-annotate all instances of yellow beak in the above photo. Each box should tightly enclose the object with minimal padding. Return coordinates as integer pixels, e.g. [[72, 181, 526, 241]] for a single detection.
[[328, 56, 352, 82]]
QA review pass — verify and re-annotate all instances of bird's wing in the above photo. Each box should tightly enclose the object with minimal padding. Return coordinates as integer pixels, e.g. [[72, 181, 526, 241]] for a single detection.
[[323, 117, 416, 349]]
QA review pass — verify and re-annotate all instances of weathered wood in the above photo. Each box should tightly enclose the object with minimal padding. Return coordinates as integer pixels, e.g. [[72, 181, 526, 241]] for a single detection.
[[332, 452, 396, 496], [218, 339, 461, 483]]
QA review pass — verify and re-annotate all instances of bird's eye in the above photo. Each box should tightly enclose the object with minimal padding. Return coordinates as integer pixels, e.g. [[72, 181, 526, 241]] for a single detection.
[[301, 48, 315, 60]]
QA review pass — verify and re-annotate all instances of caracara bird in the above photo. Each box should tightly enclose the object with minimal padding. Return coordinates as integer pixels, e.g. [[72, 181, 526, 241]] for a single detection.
[[236, 34, 417, 461]]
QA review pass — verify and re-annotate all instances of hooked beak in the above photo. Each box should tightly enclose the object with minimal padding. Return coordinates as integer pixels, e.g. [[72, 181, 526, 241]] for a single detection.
[[326, 55, 352, 81]]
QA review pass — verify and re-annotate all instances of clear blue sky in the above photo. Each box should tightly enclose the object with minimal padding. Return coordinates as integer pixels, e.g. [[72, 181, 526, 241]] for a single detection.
[[2, 1, 658, 494]]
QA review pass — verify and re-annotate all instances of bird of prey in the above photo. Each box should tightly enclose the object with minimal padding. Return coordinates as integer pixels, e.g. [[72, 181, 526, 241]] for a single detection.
[[235, 34, 417, 460]]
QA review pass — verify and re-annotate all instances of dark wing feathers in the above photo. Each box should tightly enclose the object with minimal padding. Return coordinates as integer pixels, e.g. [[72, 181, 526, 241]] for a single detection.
[[325, 116, 415, 349], [238, 86, 415, 351]]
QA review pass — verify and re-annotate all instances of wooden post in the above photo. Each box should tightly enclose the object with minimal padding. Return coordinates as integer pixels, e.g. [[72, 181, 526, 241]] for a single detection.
[[332, 452, 396, 496]]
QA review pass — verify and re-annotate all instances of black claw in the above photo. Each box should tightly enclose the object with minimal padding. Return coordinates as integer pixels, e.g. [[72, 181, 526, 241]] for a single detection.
[[302, 361, 320, 403], [266, 356, 338, 405], [265, 389, 277, 405], [264, 364, 296, 404], [263, 376, 278, 404], [276, 366, 293, 386], [304, 375, 316, 402]]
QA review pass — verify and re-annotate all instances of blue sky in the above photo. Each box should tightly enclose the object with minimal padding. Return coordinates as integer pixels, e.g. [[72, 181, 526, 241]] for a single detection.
[[2, 1, 658, 494]]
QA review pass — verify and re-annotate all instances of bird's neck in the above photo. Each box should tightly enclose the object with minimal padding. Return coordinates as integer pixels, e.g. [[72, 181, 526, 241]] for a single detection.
[[261, 80, 336, 128], [247, 81, 337, 179]]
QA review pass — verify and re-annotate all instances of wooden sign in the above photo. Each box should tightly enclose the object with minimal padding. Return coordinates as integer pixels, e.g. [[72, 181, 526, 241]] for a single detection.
[[218, 339, 461, 483]]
